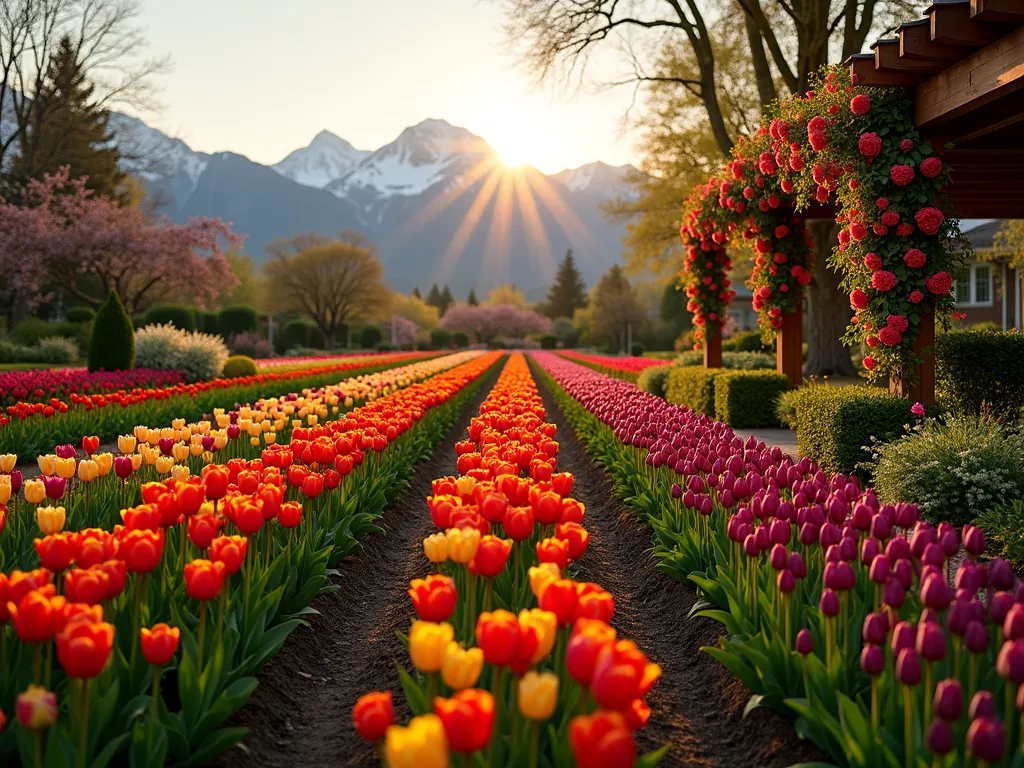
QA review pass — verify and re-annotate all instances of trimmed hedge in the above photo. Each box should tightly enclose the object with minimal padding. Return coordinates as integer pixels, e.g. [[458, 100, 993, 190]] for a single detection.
[[637, 365, 673, 399], [540, 335, 557, 350], [284, 319, 324, 349], [791, 384, 913, 475], [143, 304, 195, 332], [713, 371, 791, 428], [665, 366, 730, 416], [222, 355, 259, 378], [361, 326, 383, 349], [10, 317, 52, 346], [195, 310, 219, 335], [88, 291, 134, 372], [217, 304, 258, 336], [630, 342, 645, 357], [935, 329, 1024, 421], [453, 332, 469, 348], [64, 306, 96, 323], [431, 329, 451, 349]]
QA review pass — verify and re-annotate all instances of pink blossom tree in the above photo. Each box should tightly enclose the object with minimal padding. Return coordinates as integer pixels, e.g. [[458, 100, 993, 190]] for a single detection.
[[441, 303, 552, 342], [392, 315, 420, 347], [0, 168, 244, 314]]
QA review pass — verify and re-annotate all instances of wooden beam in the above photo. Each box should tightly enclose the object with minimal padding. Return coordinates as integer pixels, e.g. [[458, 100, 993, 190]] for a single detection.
[[777, 305, 803, 387], [900, 19, 964, 62], [890, 310, 935, 406], [972, 0, 1024, 22], [849, 54, 929, 87], [703, 328, 722, 369], [931, 1, 1006, 46], [875, 39, 945, 73], [914, 24, 1024, 127]]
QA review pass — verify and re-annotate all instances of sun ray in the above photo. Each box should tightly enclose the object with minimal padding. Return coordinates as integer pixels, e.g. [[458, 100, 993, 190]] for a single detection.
[[428, 166, 504, 288], [525, 172, 600, 253], [512, 170, 557, 283], [480, 168, 517, 289]]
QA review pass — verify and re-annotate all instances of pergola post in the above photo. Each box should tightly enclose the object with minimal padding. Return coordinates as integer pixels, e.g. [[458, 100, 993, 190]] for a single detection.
[[703, 325, 723, 368], [889, 309, 936, 406], [777, 304, 803, 386]]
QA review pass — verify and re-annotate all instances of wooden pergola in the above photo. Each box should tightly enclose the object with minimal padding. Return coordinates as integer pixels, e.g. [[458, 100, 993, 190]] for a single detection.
[[782, 0, 1024, 403]]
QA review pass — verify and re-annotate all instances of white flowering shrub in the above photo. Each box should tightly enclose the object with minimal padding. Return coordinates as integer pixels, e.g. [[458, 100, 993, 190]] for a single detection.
[[869, 416, 1024, 526], [134, 323, 229, 382]]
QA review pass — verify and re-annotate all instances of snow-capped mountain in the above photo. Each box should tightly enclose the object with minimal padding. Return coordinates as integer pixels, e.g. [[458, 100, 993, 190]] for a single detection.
[[106, 114, 639, 295], [272, 130, 370, 189]]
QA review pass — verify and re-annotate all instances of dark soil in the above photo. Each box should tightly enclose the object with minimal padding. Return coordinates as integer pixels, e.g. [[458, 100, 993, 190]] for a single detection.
[[213, 361, 826, 767], [534, 375, 827, 768], [213, 366, 500, 768]]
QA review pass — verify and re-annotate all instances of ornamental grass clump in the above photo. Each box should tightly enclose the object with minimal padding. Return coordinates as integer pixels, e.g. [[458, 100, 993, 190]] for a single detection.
[[134, 323, 229, 383], [869, 416, 1024, 527]]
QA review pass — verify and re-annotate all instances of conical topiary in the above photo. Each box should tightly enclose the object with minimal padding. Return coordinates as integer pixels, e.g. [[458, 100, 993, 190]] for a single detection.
[[88, 290, 135, 371]]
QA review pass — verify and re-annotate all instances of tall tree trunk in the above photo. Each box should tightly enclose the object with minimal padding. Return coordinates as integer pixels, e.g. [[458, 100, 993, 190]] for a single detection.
[[804, 220, 856, 377], [744, 15, 776, 106]]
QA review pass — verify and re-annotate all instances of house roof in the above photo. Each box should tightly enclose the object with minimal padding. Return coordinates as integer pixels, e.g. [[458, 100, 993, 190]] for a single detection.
[[963, 219, 1004, 250]]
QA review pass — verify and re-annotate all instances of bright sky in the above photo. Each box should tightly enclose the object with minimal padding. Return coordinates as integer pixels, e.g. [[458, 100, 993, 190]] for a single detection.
[[136, 0, 640, 174]]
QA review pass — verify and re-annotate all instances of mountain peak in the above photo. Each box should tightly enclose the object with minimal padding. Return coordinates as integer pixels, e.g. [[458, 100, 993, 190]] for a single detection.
[[309, 129, 360, 152], [272, 129, 371, 189]]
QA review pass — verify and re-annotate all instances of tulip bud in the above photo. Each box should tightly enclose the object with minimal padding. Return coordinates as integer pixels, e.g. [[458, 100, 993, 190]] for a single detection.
[[795, 629, 813, 656], [16, 685, 57, 730], [891, 622, 916, 655], [819, 588, 840, 617], [997, 639, 1024, 684], [860, 644, 884, 676], [862, 613, 888, 646], [916, 622, 946, 662], [927, 719, 954, 756], [967, 716, 1005, 764], [933, 679, 962, 721], [519, 671, 558, 720], [895, 647, 921, 686]]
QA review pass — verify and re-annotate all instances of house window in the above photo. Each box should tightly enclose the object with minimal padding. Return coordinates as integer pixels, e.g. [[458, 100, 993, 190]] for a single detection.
[[955, 264, 994, 307]]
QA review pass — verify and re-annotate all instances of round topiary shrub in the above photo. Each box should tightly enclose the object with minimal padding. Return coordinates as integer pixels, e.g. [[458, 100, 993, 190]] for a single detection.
[[361, 326, 383, 349], [284, 318, 323, 349], [222, 355, 259, 378], [10, 317, 52, 346], [88, 291, 134, 371], [540, 334, 557, 350], [430, 329, 451, 349], [195, 310, 219, 335], [452, 332, 469, 348], [630, 342, 645, 357], [64, 306, 96, 323], [218, 304, 258, 336], [143, 304, 196, 332]]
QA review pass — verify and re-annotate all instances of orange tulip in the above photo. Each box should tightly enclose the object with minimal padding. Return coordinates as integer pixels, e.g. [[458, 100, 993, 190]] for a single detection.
[[470, 535, 511, 579], [76, 529, 118, 568], [34, 533, 77, 572], [476, 609, 538, 668], [556, 522, 590, 560], [184, 559, 227, 601], [64, 568, 109, 606], [538, 578, 577, 626], [590, 640, 662, 711], [118, 529, 165, 573], [536, 537, 569, 569], [56, 620, 114, 679], [575, 583, 615, 623], [278, 501, 303, 529], [567, 619, 617, 685], [121, 504, 161, 532], [8, 586, 59, 643], [208, 536, 248, 576], [188, 514, 222, 551], [201, 466, 229, 500], [409, 575, 457, 622]]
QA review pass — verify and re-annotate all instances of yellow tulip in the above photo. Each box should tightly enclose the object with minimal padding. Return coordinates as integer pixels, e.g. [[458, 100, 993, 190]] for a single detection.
[[238, 407, 252, 421], [455, 475, 476, 497], [247, 423, 261, 438], [261, 420, 273, 433], [130, 453, 143, 471], [274, 419, 286, 431], [140, 445, 158, 466], [518, 671, 558, 721], [306, 414, 318, 426], [264, 432, 277, 445], [445, 528, 480, 565], [36, 505, 66, 535], [133, 425, 149, 444], [408, 621, 453, 673], [172, 443, 190, 462], [172, 418, 186, 430], [529, 563, 561, 600], [55, 457, 76, 479], [0, 453, 16, 472], [519, 609, 558, 664], [238, 418, 252, 433], [441, 643, 483, 690], [36, 454, 56, 476], [249, 437, 260, 447], [78, 460, 99, 483], [344, 397, 353, 408], [423, 533, 448, 564], [24, 479, 46, 504], [0, 476, 11, 505], [117, 435, 137, 454], [94, 452, 113, 477], [155, 455, 175, 475], [291, 419, 302, 430], [171, 465, 191, 482], [198, 421, 212, 434], [384, 713, 449, 768], [190, 442, 204, 457], [159, 427, 174, 441], [213, 435, 228, 450]]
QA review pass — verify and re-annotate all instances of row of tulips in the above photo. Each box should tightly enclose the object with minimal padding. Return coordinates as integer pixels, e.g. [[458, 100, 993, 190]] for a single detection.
[[554, 352, 668, 382], [0, 351, 435, 460], [532, 351, 1024, 768], [0, 351, 501, 766], [354, 353, 666, 768], [0, 368, 186, 408]]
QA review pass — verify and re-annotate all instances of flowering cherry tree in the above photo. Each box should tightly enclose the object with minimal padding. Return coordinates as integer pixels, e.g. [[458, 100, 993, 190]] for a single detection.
[[441, 304, 552, 343], [0, 168, 243, 314]]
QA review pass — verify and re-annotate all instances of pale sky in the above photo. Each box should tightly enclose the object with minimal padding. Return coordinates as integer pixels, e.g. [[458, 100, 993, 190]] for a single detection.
[[135, 0, 640, 174]]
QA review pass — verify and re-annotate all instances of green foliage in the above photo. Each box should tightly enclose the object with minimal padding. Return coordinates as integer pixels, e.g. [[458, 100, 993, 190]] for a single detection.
[[430, 329, 451, 348], [52, 321, 92, 351], [974, 501, 1024, 565], [774, 388, 800, 428], [10, 317, 53, 346], [935, 330, 1024, 420], [970, 321, 1001, 333], [870, 416, 1024, 526], [284, 319, 322, 349], [217, 304, 258, 336], [222, 355, 259, 378], [713, 371, 791, 428], [637, 365, 673, 399], [375, 342, 392, 352], [630, 342, 645, 357], [360, 326, 383, 349], [195, 310, 219, 335], [88, 291, 134, 372], [540, 334, 557, 350], [452, 331, 469, 348], [487, 339, 506, 350], [673, 351, 775, 369], [143, 304, 196, 332], [665, 366, 729, 416], [0, 337, 79, 364], [723, 329, 769, 352], [791, 385, 912, 475], [64, 306, 95, 323], [539, 249, 588, 319]]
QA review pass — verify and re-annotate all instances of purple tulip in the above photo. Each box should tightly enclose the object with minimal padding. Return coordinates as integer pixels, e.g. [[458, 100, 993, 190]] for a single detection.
[[940, 529, 958, 558], [895, 502, 919, 529], [883, 577, 906, 610], [823, 561, 855, 591], [754, 525, 769, 552], [788, 552, 807, 580], [969, 691, 996, 720], [911, 524, 936, 559], [891, 622, 916, 655], [819, 589, 840, 617], [964, 621, 989, 655], [114, 455, 134, 479], [838, 536, 857, 562], [967, 716, 1005, 764], [42, 475, 65, 499], [885, 536, 910, 562], [870, 514, 891, 541], [920, 574, 952, 612], [670, 482, 682, 499], [859, 537, 880, 567], [868, 554, 890, 584], [934, 679, 962, 721], [795, 629, 813, 656], [227, 424, 240, 440], [201, 435, 216, 452], [743, 534, 760, 558], [989, 558, 1015, 592], [916, 621, 946, 662], [963, 525, 986, 557], [1006, 605, 1024, 641], [819, 522, 841, 549], [997, 639, 1024, 684], [54, 444, 76, 459], [777, 569, 796, 594], [158, 437, 175, 456], [946, 601, 970, 636], [770, 543, 788, 571], [895, 647, 921, 686], [861, 644, 884, 676], [990, 592, 1014, 625], [799, 522, 817, 546], [927, 719, 954, 755], [862, 613, 888, 645], [9, 469, 22, 494]]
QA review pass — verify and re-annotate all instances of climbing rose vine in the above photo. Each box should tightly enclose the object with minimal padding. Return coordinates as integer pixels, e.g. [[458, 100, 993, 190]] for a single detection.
[[679, 64, 962, 380]]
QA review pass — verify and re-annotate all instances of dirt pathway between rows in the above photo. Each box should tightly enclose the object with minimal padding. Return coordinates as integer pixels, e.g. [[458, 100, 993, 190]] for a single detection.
[[534, 371, 825, 768], [214, 365, 501, 767]]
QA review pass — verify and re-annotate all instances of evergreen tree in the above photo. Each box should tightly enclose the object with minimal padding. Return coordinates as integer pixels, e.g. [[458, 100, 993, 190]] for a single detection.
[[591, 265, 646, 352], [11, 36, 124, 199], [411, 287, 422, 299], [466, 289, 479, 306], [540, 249, 588, 319], [426, 284, 443, 312], [439, 285, 454, 315]]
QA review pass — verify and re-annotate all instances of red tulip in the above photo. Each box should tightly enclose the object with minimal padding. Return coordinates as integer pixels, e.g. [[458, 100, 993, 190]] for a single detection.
[[352, 691, 394, 742], [434, 689, 495, 754], [8, 586, 59, 643], [533, 491, 562, 525], [408, 575, 457, 622], [233, 500, 264, 535], [208, 536, 248, 575], [76, 530, 118, 568], [536, 537, 569, 569], [478, 492, 507, 523], [121, 504, 161, 532], [141, 623, 180, 666], [278, 501, 303, 529], [300, 473, 324, 499], [184, 559, 227, 601], [57, 620, 114, 679], [82, 435, 99, 455], [539, 578, 577, 625], [503, 506, 534, 541], [201, 466, 229, 500], [119, 529, 165, 573], [175, 482, 206, 516], [569, 711, 635, 768], [476, 609, 537, 667], [556, 522, 590, 560], [98, 560, 127, 600], [591, 640, 662, 711], [471, 535, 511, 578], [64, 568, 108, 606], [567, 619, 617, 685], [575, 583, 614, 623], [34, 533, 77, 572], [188, 515, 222, 550]]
